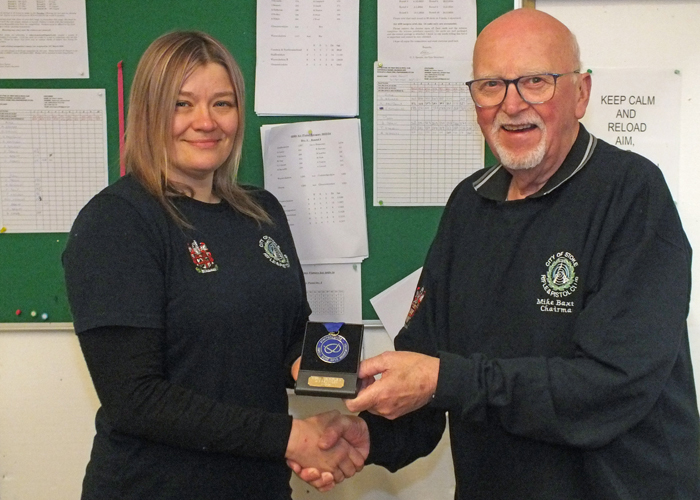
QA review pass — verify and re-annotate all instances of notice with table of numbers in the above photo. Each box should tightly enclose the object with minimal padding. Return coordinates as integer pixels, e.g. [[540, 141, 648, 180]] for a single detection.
[[255, 0, 359, 116], [262, 118, 368, 264], [0, 89, 108, 233], [373, 62, 483, 206]]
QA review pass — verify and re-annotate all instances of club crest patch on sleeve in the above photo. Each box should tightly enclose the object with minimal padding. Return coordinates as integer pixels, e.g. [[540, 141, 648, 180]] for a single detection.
[[188, 240, 218, 273], [405, 286, 426, 327], [259, 235, 290, 268]]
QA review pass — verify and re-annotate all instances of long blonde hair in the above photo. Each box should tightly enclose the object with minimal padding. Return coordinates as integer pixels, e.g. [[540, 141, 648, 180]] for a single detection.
[[124, 30, 270, 224]]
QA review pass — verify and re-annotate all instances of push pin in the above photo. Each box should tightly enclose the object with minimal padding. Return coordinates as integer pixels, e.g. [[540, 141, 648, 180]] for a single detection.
[[15, 309, 21, 316], [30, 310, 37, 317], [41, 313, 49, 321]]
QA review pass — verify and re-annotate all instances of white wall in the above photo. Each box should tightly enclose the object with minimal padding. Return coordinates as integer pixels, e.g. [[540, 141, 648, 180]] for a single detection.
[[0, 327, 97, 499], [536, 0, 700, 399], [0, 325, 456, 500]]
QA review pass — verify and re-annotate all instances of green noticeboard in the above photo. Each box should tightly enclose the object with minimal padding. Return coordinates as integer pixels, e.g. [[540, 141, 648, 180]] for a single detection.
[[0, 0, 511, 324]]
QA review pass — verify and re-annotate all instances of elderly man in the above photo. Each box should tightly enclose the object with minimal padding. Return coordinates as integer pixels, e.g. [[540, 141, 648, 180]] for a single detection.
[[296, 8, 699, 499]]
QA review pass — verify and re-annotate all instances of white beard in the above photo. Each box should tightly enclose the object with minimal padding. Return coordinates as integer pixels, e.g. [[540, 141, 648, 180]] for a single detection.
[[490, 113, 547, 171]]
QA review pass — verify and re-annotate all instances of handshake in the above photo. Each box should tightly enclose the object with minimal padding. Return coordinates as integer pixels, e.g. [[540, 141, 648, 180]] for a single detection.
[[285, 410, 369, 492], [286, 350, 440, 491]]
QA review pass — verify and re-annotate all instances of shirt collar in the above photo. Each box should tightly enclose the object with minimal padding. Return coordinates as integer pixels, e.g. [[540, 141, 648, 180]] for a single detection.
[[473, 124, 598, 201]]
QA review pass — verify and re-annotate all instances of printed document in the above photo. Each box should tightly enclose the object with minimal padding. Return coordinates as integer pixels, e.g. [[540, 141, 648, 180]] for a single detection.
[[255, 0, 359, 116], [0, 89, 107, 233], [373, 62, 483, 206], [378, 0, 476, 61], [0, 0, 89, 79], [262, 118, 368, 264], [304, 263, 362, 323], [580, 67, 681, 200]]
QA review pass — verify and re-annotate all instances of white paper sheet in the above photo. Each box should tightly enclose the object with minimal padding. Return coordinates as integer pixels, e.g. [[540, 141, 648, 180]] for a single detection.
[[370, 268, 422, 340], [0, 89, 108, 233], [303, 263, 362, 323], [254, 0, 359, 116], [581, 67, 681, 200], [0, 0, 89, 79], [374, 62, 483, 206], [262, 118, 368, 264], [378, 0, 476, 61]]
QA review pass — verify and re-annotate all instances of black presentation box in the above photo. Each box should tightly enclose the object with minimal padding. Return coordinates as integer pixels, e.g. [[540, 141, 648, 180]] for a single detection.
[[295, 322, 364, 398]]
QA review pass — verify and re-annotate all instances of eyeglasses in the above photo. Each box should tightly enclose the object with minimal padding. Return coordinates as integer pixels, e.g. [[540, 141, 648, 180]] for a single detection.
[[465, 71, 581, 108]]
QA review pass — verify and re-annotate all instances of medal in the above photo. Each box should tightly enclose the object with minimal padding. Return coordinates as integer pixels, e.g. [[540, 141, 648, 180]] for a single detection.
[[316, 322, 349, 363]]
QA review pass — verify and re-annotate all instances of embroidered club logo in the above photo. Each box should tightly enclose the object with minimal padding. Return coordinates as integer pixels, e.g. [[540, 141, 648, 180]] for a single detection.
[[405, 286, 426, 326], [259, 235, 290, 268], [541, 252, 579, 297], [188, 240, 218, 273]]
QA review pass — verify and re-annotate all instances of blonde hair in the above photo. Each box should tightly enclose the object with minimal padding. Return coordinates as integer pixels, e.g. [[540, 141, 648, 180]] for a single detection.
[[124, 30, 270, 224]]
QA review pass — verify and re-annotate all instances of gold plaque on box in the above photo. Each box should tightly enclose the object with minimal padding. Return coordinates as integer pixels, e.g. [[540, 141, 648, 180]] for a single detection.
[[308, 376, 345, 389]]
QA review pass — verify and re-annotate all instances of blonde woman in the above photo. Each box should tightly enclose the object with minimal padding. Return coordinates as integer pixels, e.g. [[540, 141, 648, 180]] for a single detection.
[[64, 31, 366, 499]]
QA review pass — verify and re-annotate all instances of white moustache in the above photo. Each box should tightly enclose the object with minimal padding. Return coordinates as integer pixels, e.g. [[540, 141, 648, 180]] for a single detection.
[[494, 113, 544, 131]]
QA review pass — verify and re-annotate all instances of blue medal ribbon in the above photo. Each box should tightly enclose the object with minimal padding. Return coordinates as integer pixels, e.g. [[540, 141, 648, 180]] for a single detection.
[[323, 322, 345, 334]]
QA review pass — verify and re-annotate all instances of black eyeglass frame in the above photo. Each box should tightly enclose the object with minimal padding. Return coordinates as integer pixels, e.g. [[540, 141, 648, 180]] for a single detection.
[[465, 71, 581, 108]]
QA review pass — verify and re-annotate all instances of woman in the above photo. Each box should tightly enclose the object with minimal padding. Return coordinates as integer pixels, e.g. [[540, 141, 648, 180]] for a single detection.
[[63, 31, 365, 499]]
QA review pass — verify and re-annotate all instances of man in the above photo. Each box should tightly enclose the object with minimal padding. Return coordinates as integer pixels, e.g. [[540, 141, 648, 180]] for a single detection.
[[296, 8, 699, 499]]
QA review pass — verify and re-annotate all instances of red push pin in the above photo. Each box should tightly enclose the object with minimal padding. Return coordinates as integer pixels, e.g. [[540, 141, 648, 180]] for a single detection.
[[15, 309, 21, 316]]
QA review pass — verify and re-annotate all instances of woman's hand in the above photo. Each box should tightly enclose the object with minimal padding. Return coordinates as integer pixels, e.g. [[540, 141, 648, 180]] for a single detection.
[[285, 410, 369, 491], [291, 356, 301, 381]]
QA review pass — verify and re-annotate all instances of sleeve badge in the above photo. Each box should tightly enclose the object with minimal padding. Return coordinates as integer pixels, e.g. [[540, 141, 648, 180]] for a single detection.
[[405, 286, 426, 327]]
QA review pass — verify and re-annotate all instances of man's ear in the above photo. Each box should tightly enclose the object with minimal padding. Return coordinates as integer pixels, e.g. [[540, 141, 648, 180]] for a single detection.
[[575, 71, 592, 120]]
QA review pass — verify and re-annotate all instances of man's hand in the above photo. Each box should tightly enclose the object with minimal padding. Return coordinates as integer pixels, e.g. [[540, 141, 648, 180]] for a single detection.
[[286, 411, 369, 491], [345, 351, 439, 420], [287, 412, 369, 491]]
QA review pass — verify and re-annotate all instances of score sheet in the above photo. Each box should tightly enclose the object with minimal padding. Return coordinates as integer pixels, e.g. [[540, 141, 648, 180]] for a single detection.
[[262, 118, 368, 264], [0, 89, 108, 233], [255, 0, 359, 116], [373, 62, 483, 206]]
